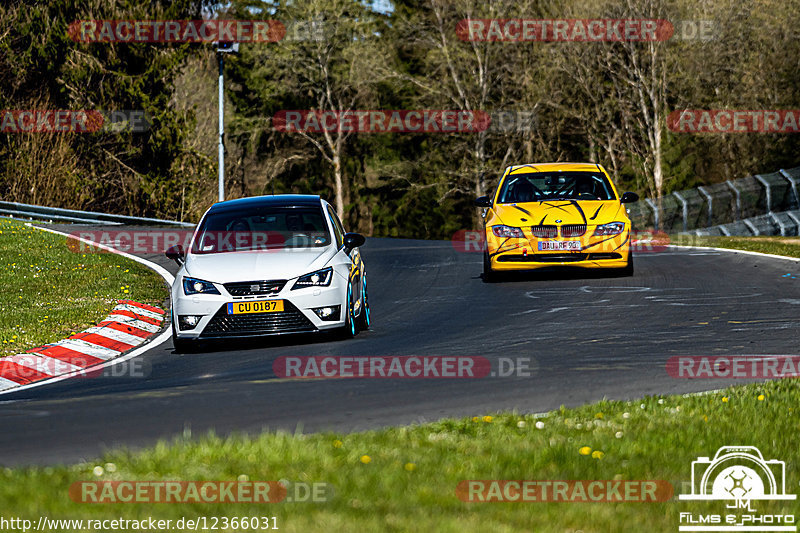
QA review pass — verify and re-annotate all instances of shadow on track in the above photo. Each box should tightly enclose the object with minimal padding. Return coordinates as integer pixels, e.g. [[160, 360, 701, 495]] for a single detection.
[[481, 266, 632, 284], [172, 329, 357, 355]]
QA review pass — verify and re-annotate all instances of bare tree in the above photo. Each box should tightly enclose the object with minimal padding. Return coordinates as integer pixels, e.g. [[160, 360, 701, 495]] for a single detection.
[[252, 0, 386, 220]]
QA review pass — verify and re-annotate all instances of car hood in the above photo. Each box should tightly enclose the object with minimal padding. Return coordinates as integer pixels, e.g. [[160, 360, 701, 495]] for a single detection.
[[183, 247, 337, 283], [493, 200, 625, 227]]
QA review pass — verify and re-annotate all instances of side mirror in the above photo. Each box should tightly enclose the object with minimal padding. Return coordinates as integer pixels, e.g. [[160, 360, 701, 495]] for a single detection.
[[620, 192, 639, 204], [474, 196, 492, 208], [343, 233, 366, 253], [165, 244, 185, 265]]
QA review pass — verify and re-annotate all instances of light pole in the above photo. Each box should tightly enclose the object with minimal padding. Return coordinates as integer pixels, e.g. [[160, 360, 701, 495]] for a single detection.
[[215, 41, 239, 202]]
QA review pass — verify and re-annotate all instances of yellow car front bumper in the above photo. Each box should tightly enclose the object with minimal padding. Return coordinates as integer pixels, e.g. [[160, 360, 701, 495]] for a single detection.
[[487, 231, 631, 271]]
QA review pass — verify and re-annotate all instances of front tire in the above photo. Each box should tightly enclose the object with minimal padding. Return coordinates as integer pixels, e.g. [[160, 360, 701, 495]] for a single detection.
[[355, 275, 370, 330], [483, 251, 497, 283], [339, 282, 357, 339], [171, 320, 196, 353], [618, 251, 634, 277]]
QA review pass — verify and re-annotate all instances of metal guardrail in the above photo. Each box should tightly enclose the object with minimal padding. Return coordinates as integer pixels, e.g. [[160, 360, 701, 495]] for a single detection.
[[692, 209, 800, 237], [627, 165, 800, 235], [0, 201, 194, 227]]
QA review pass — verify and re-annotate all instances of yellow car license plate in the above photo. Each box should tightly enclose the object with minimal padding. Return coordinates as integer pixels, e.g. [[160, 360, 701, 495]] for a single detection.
[[538, 241, 582, 251], [227, 300, 284, 315]]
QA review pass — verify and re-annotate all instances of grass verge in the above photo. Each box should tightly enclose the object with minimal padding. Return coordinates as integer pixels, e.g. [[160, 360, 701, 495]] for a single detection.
[[0, 218, 169, 354], [1, 381, 798, 532]]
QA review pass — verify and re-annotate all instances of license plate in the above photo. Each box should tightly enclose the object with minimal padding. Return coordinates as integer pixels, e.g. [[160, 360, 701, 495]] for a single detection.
[[227, 300, 284, 315], [538, 241, 582, 251]]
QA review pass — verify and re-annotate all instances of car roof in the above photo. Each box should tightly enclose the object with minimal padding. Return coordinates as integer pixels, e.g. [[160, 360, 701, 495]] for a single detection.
[[507, 162, 607, 174], [208, 195, 324, 213]]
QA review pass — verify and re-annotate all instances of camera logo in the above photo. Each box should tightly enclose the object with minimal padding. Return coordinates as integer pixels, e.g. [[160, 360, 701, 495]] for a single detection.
[[678, 446, 795, 532], [680, 446, 794, 502]]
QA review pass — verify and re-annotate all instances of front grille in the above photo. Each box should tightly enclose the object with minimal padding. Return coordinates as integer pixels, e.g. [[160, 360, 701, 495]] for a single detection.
[[200, 301, 317, 337], [530, 225, 558, 238], [560, 224, 587, 237], [224, 280, 286, 296]]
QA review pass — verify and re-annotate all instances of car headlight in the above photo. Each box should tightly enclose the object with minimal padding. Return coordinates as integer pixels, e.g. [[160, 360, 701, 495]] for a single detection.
[[491, 225, 525, 238], [592, 222, 626, 236], [182, 277, 220, 295], [292, 267, 333, 290]]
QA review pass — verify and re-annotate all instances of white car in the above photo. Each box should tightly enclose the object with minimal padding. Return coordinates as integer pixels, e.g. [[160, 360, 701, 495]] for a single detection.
[[165, 195, 369, 351]]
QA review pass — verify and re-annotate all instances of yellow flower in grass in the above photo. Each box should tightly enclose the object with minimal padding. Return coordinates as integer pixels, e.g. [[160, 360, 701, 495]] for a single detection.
[[404, 463, 416, 472], [482, 415, 493, 423], [722, 397, 729, 403], [579, 446, 592, 456], [360, 455, 371, 464], [757, 394, 765, 401], [592, 450, 605, 460], [333, 440, 343, 448]]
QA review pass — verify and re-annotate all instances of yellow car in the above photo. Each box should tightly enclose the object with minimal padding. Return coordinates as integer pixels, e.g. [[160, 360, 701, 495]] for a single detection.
[[474, 162, 639, 281]]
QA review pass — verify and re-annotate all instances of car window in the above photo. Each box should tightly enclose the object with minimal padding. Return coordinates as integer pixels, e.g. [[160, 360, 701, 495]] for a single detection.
[[192, 206, 331, 254], [497, 172, 616, 203]]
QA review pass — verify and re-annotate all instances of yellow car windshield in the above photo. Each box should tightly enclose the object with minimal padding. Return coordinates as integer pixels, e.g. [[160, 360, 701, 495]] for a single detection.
[[497, 172, 616, 203]]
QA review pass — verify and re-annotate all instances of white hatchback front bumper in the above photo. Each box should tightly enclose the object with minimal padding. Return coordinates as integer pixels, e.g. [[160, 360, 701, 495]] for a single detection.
[[171, 272, 348, 340]]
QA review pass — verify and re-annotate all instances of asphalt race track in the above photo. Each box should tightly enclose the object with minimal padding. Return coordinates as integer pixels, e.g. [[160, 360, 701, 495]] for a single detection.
[[1, 225, 798, 465]]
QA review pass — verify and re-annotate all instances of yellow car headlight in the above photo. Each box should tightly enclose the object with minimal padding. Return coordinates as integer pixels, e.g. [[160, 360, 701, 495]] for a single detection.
[[592, 222, 626, 236], [491, 225, 525, 238]]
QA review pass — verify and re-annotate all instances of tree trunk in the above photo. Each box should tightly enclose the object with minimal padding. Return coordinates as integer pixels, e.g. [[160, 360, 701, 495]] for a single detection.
[[333, 152, 345, 221]]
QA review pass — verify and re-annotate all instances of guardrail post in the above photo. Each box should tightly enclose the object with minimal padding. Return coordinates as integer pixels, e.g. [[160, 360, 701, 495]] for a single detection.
[[696, 186, 713, 228], [779, 169, 800, 209], [726, 180, 741, 220], [644, 198, 660, 229], [753, 174, 772, 212], [672, 191, 689, 233], [786, 211, 800, 235], [769, 213, 789, 236], [742, 219, 760, 236]]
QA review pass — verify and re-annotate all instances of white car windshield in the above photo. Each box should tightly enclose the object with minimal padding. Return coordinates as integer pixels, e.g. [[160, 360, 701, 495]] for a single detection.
[[191, 206, 331, 254], [497, 172, 616, 203]]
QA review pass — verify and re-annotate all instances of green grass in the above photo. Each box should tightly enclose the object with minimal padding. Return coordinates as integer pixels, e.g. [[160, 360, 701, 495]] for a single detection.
[[1, 382, 799, 532], [0, 218, 169, 355], [672, 234, 800, 259]]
